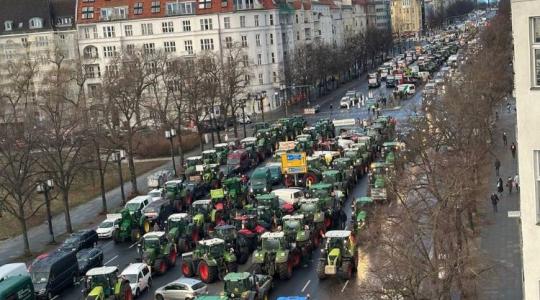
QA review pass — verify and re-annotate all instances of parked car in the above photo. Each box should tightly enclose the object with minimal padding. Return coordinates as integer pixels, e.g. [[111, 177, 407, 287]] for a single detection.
[[148, 188, 165, 202], [59, 229, 98, 252], [30, 250, 79, 299], [96, 214, 122, 239], [120, 263, 152, 298], [154, 278, 207, 300], [76, 248, 103, 276]]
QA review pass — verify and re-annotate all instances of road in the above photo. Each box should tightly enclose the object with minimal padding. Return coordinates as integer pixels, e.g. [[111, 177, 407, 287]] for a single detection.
[[55, 70, 426, 300]]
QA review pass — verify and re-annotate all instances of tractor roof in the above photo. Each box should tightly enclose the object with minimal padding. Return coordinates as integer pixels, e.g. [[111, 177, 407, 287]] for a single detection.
[[312, 151, 340, 157], [127, 195, 151, 204], [224, 272, 251, 281], [168, 213, 190, 221], [300, 198, 319, 205], [86, 266, 118, 276], [215, 224, 236, 231], [241, 137, 257, 142], [203, 149, 217, 154], [356, 197, 373, 204], [255, 193, 277, 200], [261, 232, 285, 239], [310, 182, 332, 189], [187, 156, 203, 160], [296, 134, 311, 139], [325, 230, 351, 238], [283, 214, 304, 220], [193, 199, 212, 205], [165, 180, 183, 185], [214, 143, 228, 147], [199, 238, 225, 246], [143, 231, 166, 239], [105, 213, 122, 221], [322, 170, 340, 175], [371, 162, 387, 168]]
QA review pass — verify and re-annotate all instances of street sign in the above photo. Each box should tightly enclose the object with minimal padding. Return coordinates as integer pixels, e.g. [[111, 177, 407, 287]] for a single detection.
[[507, 211, 521, 218], [304, 108, 316, 115], [281, 152, 307, 174]]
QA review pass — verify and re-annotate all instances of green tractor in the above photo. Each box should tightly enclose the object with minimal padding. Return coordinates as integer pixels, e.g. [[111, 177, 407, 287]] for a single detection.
[[322, 170, 349, 198], [256, 128, 277, 152], [281, 214, 313, 261], [352, 197, 372, 233], [138, 231, 177, 275], [214, 143, 233, 165], [332, 157, 357, 186], [315, 118, 335, 139], [185, 156, 203, 177], [294, 134, 314, 155], [166, 213, 199, 254], [255, 193, 283, 227], [202, 149, 219, 165], [252, 232, 295, 280], [254, 122, 270, 132], [343, 148, 368, 179], [112, 208, 148, 243], [222, 272, 273, 300], [381, 141, 404, 167], [307, 182, 343, 228], [291, 115, 307, 136], [368, 162, 390, 203], [223, 177, 249, 209], [317, 230, 358, 280], [164, 180, 193, 211], [241, 137, 265, 163], [270, 124, 285, 147], [211, 224, 252, 264], [181, 238, 238, 283], [276, 118, 296, 140], [298, 199, 326, 241], [191, 199, 225, 237], [82, 266, 132, 300]]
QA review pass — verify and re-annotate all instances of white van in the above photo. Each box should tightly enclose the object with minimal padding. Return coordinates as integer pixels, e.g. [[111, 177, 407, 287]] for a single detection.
[[0, 263, 29, 281]]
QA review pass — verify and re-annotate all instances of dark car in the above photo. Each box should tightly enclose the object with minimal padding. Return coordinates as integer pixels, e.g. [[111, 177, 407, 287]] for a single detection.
[[30, 250, 79, 299], [265, 163, 283, 185], [76, 248, 103, 276], [142, 198, 175, 228], [227, 149, 251, 174], [249, 167, 272, 195], [59, 229, 98, 253]]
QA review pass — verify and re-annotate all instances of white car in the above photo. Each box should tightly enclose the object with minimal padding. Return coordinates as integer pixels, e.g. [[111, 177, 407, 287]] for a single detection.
[[339, 96, 352, 109], [148, 188, 165, 202], [397, 84, 416, 96], [120, 263, 152, 298], [96, 214, 122, 239], [272, 188, 305, 206], [125, 195, 152, 215]]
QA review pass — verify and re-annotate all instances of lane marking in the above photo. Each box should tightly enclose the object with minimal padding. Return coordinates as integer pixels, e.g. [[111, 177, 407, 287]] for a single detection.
[[104, 255, 118, 265], [101, 240, 113, 250], [301, 280, 311, 293], [51, 296, 59, 300], [341, 280, 349, 293], [129, 241, 139, 249]]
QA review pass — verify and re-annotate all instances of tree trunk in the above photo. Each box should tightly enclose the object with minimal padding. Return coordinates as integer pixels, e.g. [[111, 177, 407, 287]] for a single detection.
[[95, 142, 107, 213], [176, 130, 184, 172], [62, 189, 73, 233], [126, 132, 139, 195], [199, 132, 205, 152], [17, 203, 31, 256]]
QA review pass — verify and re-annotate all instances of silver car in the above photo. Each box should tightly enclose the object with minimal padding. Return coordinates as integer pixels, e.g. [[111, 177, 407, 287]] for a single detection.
[[154, 278, 207, 300]]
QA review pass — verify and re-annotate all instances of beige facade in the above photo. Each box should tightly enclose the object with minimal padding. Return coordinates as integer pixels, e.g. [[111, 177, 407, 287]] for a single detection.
[[390, 0, 422, 35]]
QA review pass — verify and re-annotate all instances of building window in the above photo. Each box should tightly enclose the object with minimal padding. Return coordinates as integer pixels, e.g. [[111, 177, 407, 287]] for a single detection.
[[240, 16, 246, 28], [85, 64, 101, 78], [185, 40, 193, 54], [241, 35, 247, 47], [200, 38, 214, 50], [151, 1, 161, 13], [532, 18, 540, 86], [88, 84, 101, 98], [257, 53, 262, 65], [244, 74, 250, 83], [296, 31, 300, 41], [162, 21, 174, 33], [258, 73, 263, 85], [126, 44, 135, 54], [82, 6, 95, 19], [35, 36, 48, 47], [124, 25, 133, 36], [29, 17, 43, 29], [143, 43, 155, 54], [271, 52, 275, 63], [272, 71, 277, 83], [269, 14, 274, 25], [105, 65, 118, 77], [4, 21, 13, 31], [254, 15, 259, 27], [224, 17, 231, 29], [269, 33, 273, 45], [134, 2, 143, 15], [200, 18, 213, 31], [242, 55, 249, 67], [166, 2, 195, 15], [255, 34, 261, 47], [103, 46, 117, 57], [225, 37, 233, 48], [142, 23, 153, 35], [199, 0, 212, 9], [222, 0, 228, 7], [84, 46, 99, 59], [164, 41, 176, 52], [183, 20, 191, 31], [103, 26, 115, 38], [295, 14, 298, 24]]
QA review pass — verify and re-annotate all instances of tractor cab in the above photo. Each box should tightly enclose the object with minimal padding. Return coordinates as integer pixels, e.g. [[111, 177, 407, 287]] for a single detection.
[[322, 170, 344, 188], [382, 141, 404, 165], [240, 137, 257, 149], [223, 272, 257, 297], [318, 230, 357, 279], [282, 214, 306, 242], [210, 188, 227, 211], [141, 231, 167, 251], [332, 157, 355, 183], [83, 266, 131, 300], [202, 150, 219, 165], [302, 126, 317, 140], [255, 193, 281, 212], [197, 238, 228, 259], [259, 232, 287, 251], [233, 215, 265, 235], [312, 151, 340, 168], [214, 143, 230, 164], [254, 122, 270, 132], [167, 213, 191, 230], [317, 140, 340, 152], [185, 156, 203, 176], [298, 199, 325, 230], [211, 225, 238, 246]]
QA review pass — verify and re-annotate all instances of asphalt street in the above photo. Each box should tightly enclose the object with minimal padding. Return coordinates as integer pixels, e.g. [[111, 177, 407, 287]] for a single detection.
[[54, 68, 426, 300]]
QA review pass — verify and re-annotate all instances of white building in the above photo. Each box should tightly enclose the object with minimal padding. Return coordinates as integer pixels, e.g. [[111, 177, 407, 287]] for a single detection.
[[512, 0, 540, 299]]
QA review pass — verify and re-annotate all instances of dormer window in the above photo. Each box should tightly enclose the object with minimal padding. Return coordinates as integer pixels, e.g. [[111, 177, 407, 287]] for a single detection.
[[29, 17, 43, 29], [4, 21, 13, 31], [56, 17, 72, 26]]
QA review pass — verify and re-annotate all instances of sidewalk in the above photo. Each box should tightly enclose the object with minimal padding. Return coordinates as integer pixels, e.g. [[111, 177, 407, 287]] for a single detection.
[[478, 102, 523, 299], [0, 71, 369, 264]]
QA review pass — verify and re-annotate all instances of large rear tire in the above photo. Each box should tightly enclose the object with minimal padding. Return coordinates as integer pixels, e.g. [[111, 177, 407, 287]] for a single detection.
[[117, 280, 132, 300], [181, 261, 194, 277], [177, 238, 187, 254], [156, 258, 168, 275], [317, 260, 327, 279], [341, 261, 353, 280], [278, 261, 292, 280], [130, 229, 140, 242], [198, 261, 218, 283], [168, 248, 177, 266], [227, 262, 238, 273], [112, 230, 121, 243]]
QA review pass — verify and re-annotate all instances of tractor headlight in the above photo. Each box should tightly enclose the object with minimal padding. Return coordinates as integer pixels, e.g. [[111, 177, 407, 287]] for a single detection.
[[291, 242, 296, 248], [263, 187, 267, 192], [280, 252, 286, 256]]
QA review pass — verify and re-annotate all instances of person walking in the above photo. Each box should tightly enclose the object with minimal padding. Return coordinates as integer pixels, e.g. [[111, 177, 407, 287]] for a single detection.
[[497, 177, 504, 195], [514, 174, 520, 192], [502, 132, 508, 146], [507, 176, 513, 194], [511, 142, 517, 159], [494, 158, 501, 176], [491, 193, 500, 213]]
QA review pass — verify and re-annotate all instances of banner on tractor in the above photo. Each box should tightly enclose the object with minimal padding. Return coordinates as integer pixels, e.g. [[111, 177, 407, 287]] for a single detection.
[[279, 141, 297, 151], [304, 108, 316, 115], [281, 152, 307, 174], [210, 188, 225, 199]]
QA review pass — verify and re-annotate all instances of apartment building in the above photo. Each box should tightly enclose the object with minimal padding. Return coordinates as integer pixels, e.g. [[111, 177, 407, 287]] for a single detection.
[[366, 0, 390, 30], [390, 0, 422, 36], [0, 0, 78, 118], [512, 0, 540, 299]]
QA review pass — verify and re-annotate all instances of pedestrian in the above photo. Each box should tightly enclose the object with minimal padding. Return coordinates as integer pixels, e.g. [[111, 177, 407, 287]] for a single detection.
[[490, 193, 499, 213], [502, 132, 507, 146], [507, 176, 513, 194], [224, 133, 229, 142], [497, 177, 504, 194], [514, 174, 520, 192], [494, 158, 501, 176], [511, 142, 517, 159]]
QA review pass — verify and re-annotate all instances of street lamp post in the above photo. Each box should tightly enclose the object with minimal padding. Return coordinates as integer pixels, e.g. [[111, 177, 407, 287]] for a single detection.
[[37, 179, 55, 244], [112, 150, 126, 204], [165, 129, 177, 177], [241, 98, 247, 138], [256, 91, 267, 122], [280, 84, 288, 116]]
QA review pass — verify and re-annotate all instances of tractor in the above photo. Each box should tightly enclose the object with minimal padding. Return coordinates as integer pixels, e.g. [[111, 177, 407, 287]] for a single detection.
[[291, 115, 307, 136], [222, 272, 273, 300], [270, 124, 285, 148], [222, 177, 249, 208], [254, 122, 270, 133], [214, 142, 234, 165], [232, 214, 267, 254], [343, 148, 368, 179], [315, 118, 335, 139], [166, 213, 199, 254], [252, 232, 295, 280], [317, 230, 358, 280], [298, 199, 326, 242], [112, 209, 148, 243], [381, 141, 405, 167], [276, 118, 296, 140], [255, 193, 283, 226], [332, 157, 357, 186], [322, 170, 350, 198], [245, 204, 276, 231], [211, 188, 229, 212], [282, 214, 315, 259], [241, 137, 265, 162], [164, 180, 193, 211], [294, 134, 314, 155], [138, 231, 177, 275], [185, 156, 203, 177], [352, 197, 373, 233], [307, 183, 343, 228], [82, 266, 132, 300], [191, 199, 224, 237], [181, 238, 238, 283], [368, 162, 390, 203], [211, 225, 252, 264], [202, 149, 220, 165], [256, 128, 277, 152]]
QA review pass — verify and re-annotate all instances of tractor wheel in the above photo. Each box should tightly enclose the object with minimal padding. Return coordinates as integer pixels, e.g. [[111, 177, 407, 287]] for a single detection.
[[177, 238, 187, 254], [112, 230, 121, 244], [192, 230, 200, 243], [304, 173, 318, 187], [181, 261, 194, 277], [227, 262, 238, 273], [292, 251, 301, 267], [198, 261, 217, 283], [278, 261, 293, 280], [168, 248, 177, 266], [341, 261, 353, 280], [156, 258, 168, 275], [117, 280, 133, 300], [142, 219, 151, 233], [317, 260, 327, 279], [130, 229, 141, 242]]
